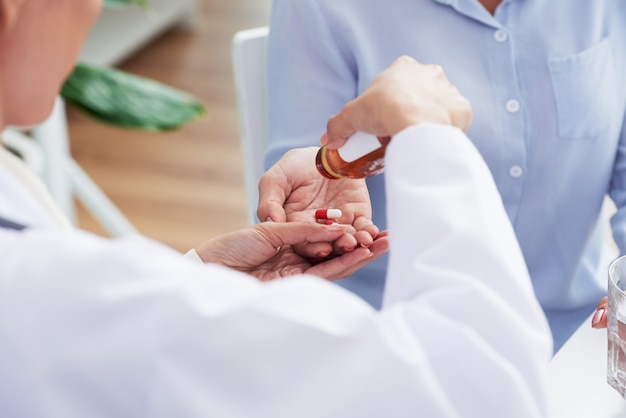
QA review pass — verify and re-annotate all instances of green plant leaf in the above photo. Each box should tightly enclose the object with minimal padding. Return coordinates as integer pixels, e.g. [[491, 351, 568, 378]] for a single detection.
[[61, 63, 207, 132], [104, 0, 150, 10]]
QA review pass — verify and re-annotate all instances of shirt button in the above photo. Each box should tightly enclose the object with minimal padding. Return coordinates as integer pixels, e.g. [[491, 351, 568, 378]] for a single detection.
[[506, 99, 520, 113], [494, 29, 508, 42], [509, 165, 524, 178]]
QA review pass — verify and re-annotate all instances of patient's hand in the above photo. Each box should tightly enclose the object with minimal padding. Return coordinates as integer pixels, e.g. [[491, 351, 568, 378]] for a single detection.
[[257, 147, 381, 258], [591, 296, 608, 329], [195, 221, 388, 281]]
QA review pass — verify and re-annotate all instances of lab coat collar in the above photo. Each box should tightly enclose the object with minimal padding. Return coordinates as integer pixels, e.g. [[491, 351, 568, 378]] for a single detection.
[[0, 214, 26, 231]]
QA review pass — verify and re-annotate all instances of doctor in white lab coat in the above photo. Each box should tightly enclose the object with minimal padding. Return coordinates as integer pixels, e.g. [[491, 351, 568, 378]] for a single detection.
[[0, 0, 552, 415]]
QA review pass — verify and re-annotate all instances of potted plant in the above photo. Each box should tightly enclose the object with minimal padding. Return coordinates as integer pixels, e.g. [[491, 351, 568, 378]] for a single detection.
[[61, 0, 206, 132]]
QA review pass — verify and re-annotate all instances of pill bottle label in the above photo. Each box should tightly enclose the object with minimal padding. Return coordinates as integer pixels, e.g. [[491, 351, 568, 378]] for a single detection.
[[337, 132, 382, 162]]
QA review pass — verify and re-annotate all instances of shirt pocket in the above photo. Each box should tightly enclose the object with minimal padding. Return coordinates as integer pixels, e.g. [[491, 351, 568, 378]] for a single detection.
[[548, 37, 619, 140]]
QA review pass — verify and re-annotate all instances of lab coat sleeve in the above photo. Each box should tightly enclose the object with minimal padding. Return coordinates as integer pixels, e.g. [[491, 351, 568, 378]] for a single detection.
[[383, 124, 553, 414], [0, 126, 552, 418]]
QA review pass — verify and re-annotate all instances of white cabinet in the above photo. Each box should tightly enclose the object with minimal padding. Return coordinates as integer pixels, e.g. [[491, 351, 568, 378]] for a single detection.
[[80, 0, 198, 66]]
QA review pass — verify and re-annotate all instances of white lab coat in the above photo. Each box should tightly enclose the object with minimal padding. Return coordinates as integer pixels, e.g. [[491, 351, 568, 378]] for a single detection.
[[0, 125, 552, 417]]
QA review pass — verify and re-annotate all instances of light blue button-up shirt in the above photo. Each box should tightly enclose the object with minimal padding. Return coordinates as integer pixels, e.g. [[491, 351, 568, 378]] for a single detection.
[[266, 0, 626, 351]]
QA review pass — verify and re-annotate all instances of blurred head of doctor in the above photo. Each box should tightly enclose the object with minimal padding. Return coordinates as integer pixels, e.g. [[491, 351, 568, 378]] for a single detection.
[[0, 0, 102, 129]]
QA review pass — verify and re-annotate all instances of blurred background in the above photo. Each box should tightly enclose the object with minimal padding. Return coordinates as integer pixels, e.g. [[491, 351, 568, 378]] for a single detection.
[[68, 0, 272, 252]]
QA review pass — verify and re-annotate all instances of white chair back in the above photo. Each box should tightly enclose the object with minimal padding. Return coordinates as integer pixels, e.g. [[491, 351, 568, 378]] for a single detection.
[[232, 26, 269, 225]]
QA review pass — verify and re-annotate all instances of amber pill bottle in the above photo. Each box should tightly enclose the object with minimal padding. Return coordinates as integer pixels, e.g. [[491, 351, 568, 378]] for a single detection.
[[316, 132, 392, 179]]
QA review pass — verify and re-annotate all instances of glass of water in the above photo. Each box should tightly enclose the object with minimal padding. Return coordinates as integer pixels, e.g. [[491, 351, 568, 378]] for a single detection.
[[608, 255, 626, 398]]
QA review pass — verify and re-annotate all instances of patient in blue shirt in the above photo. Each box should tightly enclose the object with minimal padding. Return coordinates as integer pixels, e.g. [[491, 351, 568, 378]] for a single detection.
[[260, 0, 626, 352]]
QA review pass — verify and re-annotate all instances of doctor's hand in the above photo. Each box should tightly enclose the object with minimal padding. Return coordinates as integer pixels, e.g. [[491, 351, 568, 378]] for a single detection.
[[194, 221, 389, 282], [591, 296, 608, 329], [321, 55, 473, 150], [257, 146, 381, 259]]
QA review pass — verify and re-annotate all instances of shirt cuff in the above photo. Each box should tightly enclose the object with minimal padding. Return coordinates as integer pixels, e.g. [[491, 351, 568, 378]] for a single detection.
[[183, 248, 204, 264]]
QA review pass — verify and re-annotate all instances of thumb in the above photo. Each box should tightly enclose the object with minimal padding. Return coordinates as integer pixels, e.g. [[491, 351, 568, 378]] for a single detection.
[[324, 110, 358, 150], [257, 171, 288, 223], [258, 222, 356, 248]]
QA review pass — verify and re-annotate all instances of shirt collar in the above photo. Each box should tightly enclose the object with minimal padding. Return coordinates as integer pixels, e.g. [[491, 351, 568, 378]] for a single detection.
[[432, 0, 509, 28]]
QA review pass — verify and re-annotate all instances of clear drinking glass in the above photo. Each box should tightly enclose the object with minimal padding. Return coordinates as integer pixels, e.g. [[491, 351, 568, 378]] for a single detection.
[[607, 255, 626, 398]]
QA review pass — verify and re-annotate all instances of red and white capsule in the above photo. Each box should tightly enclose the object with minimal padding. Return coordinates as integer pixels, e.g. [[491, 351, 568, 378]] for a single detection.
[[315, 208, 342, 220]]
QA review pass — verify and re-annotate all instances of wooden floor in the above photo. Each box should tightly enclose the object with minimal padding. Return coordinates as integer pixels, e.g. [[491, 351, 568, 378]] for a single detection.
[[69, 0, 272, 252]]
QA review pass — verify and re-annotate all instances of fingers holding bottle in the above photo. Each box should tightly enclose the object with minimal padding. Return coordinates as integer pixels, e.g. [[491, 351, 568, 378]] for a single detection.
[[323, 55, 473, 150]]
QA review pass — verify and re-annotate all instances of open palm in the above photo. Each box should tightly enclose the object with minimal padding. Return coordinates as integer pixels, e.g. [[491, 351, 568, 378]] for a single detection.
[[257, 147, 380, 258]]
